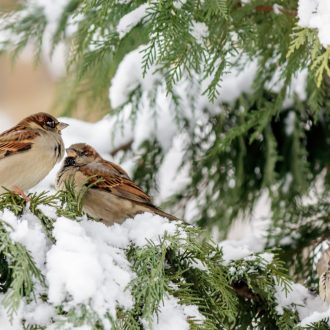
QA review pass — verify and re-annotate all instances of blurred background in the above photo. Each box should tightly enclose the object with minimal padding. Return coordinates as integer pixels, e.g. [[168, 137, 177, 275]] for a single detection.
[[0, 0, 53, 127], [0, 0, 101, 130]]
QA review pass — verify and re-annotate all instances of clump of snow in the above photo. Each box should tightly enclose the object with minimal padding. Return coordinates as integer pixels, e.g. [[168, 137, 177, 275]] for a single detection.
[[298, 0, 330, 48], [109, 45, 161, 108], [116, 0, 132, 4], [285, 111, 296, 136], [226, 191, 270, 247], [116, 4, 148, 39], [122, 213, 179, 246], [145, 295, 205, 330], [47, 217, 105, 305], [266, 67, 308, 109], [0, 201, 195, 329], [209, 58, 258, 104], [24, 301, 55, 326], [46, 214, 181, 317], [189, 20, 209, 45], [219, 240, 253, 264], [275, 282, 330, 326], [173, 0, 187, 10], [300, 307, 330, 327], [157, 135, 190, 202], [1, 208, 48, 270]]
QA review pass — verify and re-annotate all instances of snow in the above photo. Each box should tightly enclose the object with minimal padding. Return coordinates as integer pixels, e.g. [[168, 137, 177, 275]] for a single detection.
[[285, 111, 296, 136], [266, 67, 308, 109], [109, 47, 258, 153], [0, 103, 328, 329], [219, 240, 253, 264], [116, 4, 148, 39], [211, 58, 258, 103], [0, 0, 325, 326], [24, 301, 55, 326], [300, 308, 330, 326], [189, 21, 209, 45], [122, 214, 179, 246], [32, 0, 70, 23], [47, 218, 105, 305], [0, 304, 22, 330], [109, 45, 161, 108], [275, 282, 330, 326], [298, 0, 330, 48], [145, 295, 205, 330], [2, 208, 48, 270], [157, 135, 190, 202], [116, 0, 132, 4], [273, 4, 283, 15], [0, 202, 195, 328], [46, 214, 180, 316], [173, 0, 187, 10]]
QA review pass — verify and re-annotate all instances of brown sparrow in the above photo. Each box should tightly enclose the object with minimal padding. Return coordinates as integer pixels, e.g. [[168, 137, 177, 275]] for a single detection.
[[0, 112, 68, 195], [56, 143, 177, 225]]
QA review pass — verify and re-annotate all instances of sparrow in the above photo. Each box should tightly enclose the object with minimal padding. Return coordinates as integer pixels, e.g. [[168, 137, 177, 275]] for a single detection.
[[317, 249, 330, 304], [0, 112, 68, 195], [56, 143, 178, 226]]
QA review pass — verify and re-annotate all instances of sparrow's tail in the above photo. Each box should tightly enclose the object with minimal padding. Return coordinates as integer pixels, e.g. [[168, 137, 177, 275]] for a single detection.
[[151, 207, 178, 221]]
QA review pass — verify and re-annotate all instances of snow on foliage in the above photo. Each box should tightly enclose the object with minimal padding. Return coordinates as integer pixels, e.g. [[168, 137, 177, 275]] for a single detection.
[[189, 20, 209, 45], [146, 295, 205, 330], [116, 4, 148, 39], [0, 201, 193, 329], [298, 0, 330, 48], [0, 193, 325, 329], [0, 0, 329, 327]]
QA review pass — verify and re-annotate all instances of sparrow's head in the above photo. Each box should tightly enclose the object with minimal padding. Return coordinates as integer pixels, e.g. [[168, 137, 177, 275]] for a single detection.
[[20, 112, 68, 134], [64, 143, 100, 167]]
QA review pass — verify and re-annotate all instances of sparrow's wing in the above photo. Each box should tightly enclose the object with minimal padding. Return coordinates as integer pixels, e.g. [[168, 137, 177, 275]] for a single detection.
[[88, 160, 131, 179], [0, 129, 40, 159], [81, 163, 153, 205]]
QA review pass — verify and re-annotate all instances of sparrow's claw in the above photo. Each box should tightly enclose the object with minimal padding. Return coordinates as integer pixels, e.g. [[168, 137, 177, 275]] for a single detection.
[[12, 186, 30, 202]]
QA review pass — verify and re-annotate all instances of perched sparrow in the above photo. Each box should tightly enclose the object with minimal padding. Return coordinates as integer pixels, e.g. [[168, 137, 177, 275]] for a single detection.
[[0, 112, 68, 194], [56, 143, 177, 225], [317, 249, 330, 304]]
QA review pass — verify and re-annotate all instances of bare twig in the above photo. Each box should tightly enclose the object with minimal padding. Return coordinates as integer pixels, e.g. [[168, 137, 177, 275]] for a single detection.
[[255, 5, 297, 17], [110, 139, 133, 157]]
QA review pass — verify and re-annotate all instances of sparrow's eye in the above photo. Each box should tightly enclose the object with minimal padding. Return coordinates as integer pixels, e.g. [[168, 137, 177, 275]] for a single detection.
[[46, 120, 56, 129]]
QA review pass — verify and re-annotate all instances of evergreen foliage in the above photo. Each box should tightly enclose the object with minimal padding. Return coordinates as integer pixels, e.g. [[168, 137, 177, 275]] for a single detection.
[[1, 0, 330, 328], [0, 190, 315, 329]]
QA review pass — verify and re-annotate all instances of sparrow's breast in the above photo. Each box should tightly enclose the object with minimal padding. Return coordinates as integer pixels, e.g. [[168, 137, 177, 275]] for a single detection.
[[0, 131, 64, 192]]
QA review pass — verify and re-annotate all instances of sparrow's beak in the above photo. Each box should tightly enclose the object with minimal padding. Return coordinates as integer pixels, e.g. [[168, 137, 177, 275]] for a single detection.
[[66, 148, 76, 157], [57, 122, 69, 131]]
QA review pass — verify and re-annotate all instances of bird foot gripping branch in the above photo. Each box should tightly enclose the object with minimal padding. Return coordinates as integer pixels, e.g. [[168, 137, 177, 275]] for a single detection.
[[12, 186, 30, 202]]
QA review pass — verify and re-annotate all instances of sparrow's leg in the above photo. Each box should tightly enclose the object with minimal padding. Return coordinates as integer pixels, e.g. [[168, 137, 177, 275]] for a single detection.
[[12, 186, 30, 202]]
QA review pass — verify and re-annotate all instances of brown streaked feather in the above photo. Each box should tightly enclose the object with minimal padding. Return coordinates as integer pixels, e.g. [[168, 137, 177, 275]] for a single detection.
[[80, 163, 153, 205], [0, 130, 40, 159], [105, 161, 130, 179], [88, 160, 130, 179]]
